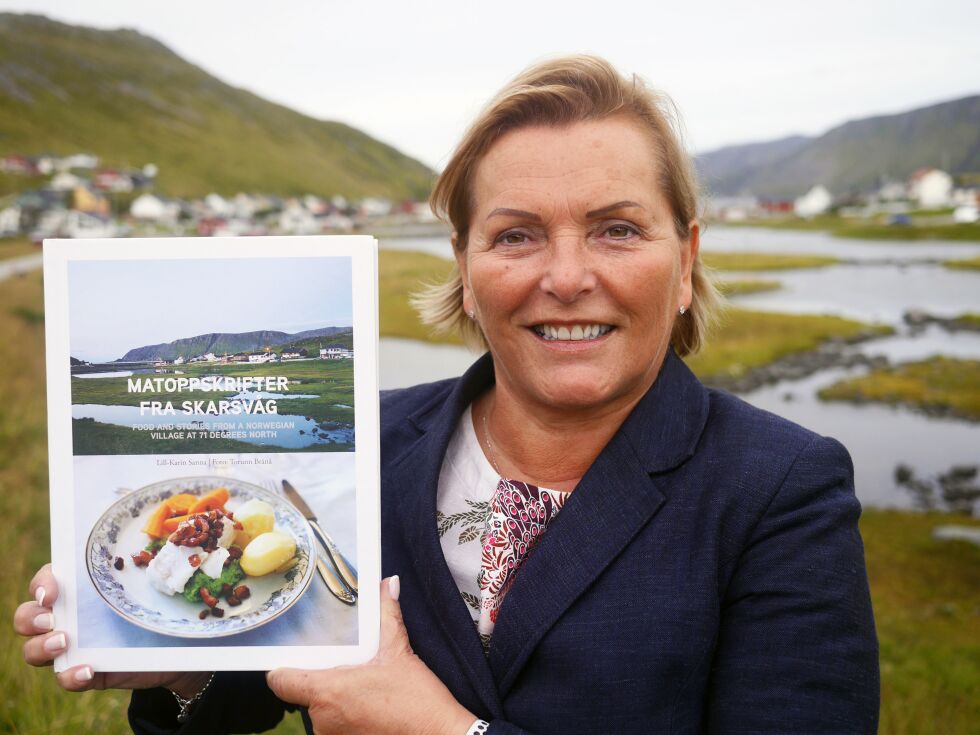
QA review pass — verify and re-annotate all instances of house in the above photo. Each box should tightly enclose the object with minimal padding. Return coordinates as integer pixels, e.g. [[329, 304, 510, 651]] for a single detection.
[[58, 154, 99, 171], [205, 193, 234, 217], [72, 186, 111, 216], [62, 211, 117, 239], [794, 185, 833, 218], [279, 200, 319, 235], [319, 344, 353, 359], [173, 356, 186, 365], [281, 350, 306, 360], [94, 169, 134, 193], [50, 171, 87, 192], [359, 197, 392, 217], [908, 168, 953, 209], [0, 155, 37, 175], [248, 353, 277, 364], [130, 193, 180, 223], [0, 205, 22, 236]]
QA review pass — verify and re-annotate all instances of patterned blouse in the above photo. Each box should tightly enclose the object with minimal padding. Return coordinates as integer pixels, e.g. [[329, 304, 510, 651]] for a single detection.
[[436, 406, 569, 653]]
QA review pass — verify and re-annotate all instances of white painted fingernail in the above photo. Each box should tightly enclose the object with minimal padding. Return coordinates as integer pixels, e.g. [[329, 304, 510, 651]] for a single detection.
[[388, 575, 400, 602], [74, 666, 94, 682], [33, 613, 54, 631], [35, 586, 46, 606], [43, 633, 66, 653]]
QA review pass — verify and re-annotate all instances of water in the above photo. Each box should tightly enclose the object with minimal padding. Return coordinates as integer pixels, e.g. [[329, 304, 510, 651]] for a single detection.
[[379, 232, 980, 509], [72, 404, 353, 448], [75, 371, 134, 379]]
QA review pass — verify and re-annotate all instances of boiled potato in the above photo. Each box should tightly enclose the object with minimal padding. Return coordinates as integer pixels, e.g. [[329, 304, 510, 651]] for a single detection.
[[241, 531, 296, 577], [233, 499, 275, 547]]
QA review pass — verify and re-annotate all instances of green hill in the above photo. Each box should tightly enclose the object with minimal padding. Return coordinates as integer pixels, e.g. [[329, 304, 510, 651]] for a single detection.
[[0, 13, 434, 199], [697, 95, 980, 198]]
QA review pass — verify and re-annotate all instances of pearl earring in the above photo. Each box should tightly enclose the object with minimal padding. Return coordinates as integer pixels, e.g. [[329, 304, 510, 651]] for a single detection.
[[678, 305, 687, 315]]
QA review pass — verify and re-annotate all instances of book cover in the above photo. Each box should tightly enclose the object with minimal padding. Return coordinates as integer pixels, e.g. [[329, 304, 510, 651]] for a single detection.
[[43, 236, 380, 671]]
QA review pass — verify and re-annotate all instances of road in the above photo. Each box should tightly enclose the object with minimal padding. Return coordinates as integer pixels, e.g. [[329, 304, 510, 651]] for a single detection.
[[0, 253, 42, 282]]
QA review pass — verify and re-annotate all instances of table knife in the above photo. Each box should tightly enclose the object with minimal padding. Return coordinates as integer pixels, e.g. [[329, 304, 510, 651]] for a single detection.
[[282, 479, 359, 595]]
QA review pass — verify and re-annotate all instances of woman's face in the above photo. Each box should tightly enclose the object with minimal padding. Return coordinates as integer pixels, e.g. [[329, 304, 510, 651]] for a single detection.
[[457, 115, 698, 415]]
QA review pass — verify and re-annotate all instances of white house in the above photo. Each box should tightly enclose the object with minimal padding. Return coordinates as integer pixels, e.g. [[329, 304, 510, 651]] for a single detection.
[[248, 353, 277, 364], [62, 211, 117, 239], [359, 197, 392, 217], [794, 185, 833, 218], [58, 154, 99, 171], [130, 193, 181, 223], [281, 350, 304, 360], [0, 205, 21, 236], [49, 171, 86, 191], [204, 193, 234, 217], [319, 345, 353, 359], [908, 169, 953, 208], [173, 356, 185, 365], [279, 200, 319, 235]]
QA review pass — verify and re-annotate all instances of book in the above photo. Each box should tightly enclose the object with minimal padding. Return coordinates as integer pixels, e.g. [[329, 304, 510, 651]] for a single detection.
[[43, 236, 380, 671]]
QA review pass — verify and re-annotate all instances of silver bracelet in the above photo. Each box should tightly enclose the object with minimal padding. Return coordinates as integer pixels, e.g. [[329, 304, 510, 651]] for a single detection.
[[170, 672, 216, 723], [466, 719, 490, 735]]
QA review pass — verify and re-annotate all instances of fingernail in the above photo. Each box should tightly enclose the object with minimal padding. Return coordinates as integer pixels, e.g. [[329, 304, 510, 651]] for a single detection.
[[74, 666, 93, 683], [35, 586, 46, 606], [43, 633, 67, 653], [33, 613, 54, 632], [388, 575, 400, 602]]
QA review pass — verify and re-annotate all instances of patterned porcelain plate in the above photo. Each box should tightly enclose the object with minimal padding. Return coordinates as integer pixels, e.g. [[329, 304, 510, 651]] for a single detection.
[[86, 476, 315, 638]]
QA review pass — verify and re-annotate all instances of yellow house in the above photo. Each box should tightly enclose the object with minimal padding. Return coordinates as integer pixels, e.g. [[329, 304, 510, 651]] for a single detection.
[[72, 185, 110, 215]]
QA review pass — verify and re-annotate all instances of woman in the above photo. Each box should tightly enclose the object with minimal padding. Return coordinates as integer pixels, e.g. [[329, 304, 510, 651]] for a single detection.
[[16, 55, 879, 733]]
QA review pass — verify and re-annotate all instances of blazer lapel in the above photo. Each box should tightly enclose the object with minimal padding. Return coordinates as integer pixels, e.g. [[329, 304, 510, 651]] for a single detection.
[[486, 351, 709, 695], [384, 355, 504, 716]]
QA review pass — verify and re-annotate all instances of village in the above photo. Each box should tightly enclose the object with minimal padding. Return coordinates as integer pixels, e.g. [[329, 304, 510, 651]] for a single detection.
[[3, 152, 980, 242], [0, 152, 437, 240]]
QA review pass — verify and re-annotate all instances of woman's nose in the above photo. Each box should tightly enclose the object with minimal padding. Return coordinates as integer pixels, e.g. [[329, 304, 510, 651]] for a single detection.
[[539, 236, 597, 303]]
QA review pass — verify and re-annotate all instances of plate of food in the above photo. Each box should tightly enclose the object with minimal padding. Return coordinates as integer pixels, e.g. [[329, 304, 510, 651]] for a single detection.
[[86, 476, 316, 638]]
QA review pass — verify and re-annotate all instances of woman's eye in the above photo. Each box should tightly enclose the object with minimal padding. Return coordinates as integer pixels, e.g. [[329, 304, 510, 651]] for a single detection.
[[605, 224, 636, 239], [496, 231, 528, 246]]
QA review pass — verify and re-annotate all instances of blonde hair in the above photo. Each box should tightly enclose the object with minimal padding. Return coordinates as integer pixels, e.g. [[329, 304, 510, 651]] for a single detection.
[[414, 54, 720, 356]]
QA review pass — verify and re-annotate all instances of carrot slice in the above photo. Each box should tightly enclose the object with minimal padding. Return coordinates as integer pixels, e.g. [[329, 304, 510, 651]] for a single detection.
[[165, 493, 197, 514], [162, 514, 191, 533], [141, 502, 174, 539], [189, 487, 230, 514]]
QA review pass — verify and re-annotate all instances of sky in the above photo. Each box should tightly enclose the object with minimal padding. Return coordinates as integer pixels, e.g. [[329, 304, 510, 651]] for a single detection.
[[4, 1, 979, 170], [68, 257, 353, 362]]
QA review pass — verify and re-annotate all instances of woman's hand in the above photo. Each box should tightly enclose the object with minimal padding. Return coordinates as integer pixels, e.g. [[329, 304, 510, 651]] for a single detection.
[[268, 576, 477, 735], [14, 563, 210, 696]]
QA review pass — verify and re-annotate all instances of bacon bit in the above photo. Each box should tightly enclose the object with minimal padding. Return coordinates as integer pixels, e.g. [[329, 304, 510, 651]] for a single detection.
[[131, 550, 153, 567], [233, 521, 244, 531], [200, 588, 219, 608], [233, 585, 250, 600], [113, 556, 124, 570], [227, 594, 241, 607], [221, 584, 232, 597], [225, 511, 235, 519], [228, 546, 243, 559], [188, 554, 201, 568], [211, 607, 224, 618], [199, 609, 210, 620]]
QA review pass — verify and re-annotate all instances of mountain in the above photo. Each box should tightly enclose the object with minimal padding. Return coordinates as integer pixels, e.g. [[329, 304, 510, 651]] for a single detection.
[[696, 95, 980, 198], [0, 13, 434, 199], [118, 326, 351, 362]]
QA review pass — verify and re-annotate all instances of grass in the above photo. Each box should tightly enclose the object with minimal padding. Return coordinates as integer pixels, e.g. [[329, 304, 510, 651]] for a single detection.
[[378, 249, 462, 345], [715, 279, 781, 296], [685, 308, 893, 380], [725, 216, 980, 242], [951, 313, 980, 330], [861, 510, 980, 735], [0, 258, 975, 733], [818, 357, 980, 421], [0, 236, 38, 261], [702, 251, 839, 271], [944, 255, 980, 271]]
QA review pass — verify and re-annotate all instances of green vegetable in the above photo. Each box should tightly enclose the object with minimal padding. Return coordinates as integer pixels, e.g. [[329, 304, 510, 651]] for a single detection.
[[182, 559, 245, 603], [145, 538, 166, 553]]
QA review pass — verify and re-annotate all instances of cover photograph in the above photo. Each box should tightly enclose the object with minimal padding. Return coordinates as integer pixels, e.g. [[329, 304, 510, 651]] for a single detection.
[[43, 236, 381, 672]]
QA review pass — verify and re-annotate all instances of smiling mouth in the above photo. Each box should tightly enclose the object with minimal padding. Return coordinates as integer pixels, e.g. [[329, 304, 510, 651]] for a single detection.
[[531, 324, 614, 342]]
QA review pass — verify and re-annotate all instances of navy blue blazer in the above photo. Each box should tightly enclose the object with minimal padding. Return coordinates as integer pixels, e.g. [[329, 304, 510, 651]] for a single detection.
[[130, 350, 879, 734]]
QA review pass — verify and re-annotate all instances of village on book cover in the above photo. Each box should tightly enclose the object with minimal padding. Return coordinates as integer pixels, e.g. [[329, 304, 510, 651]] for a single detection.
[[42, 236, 381, 672]]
